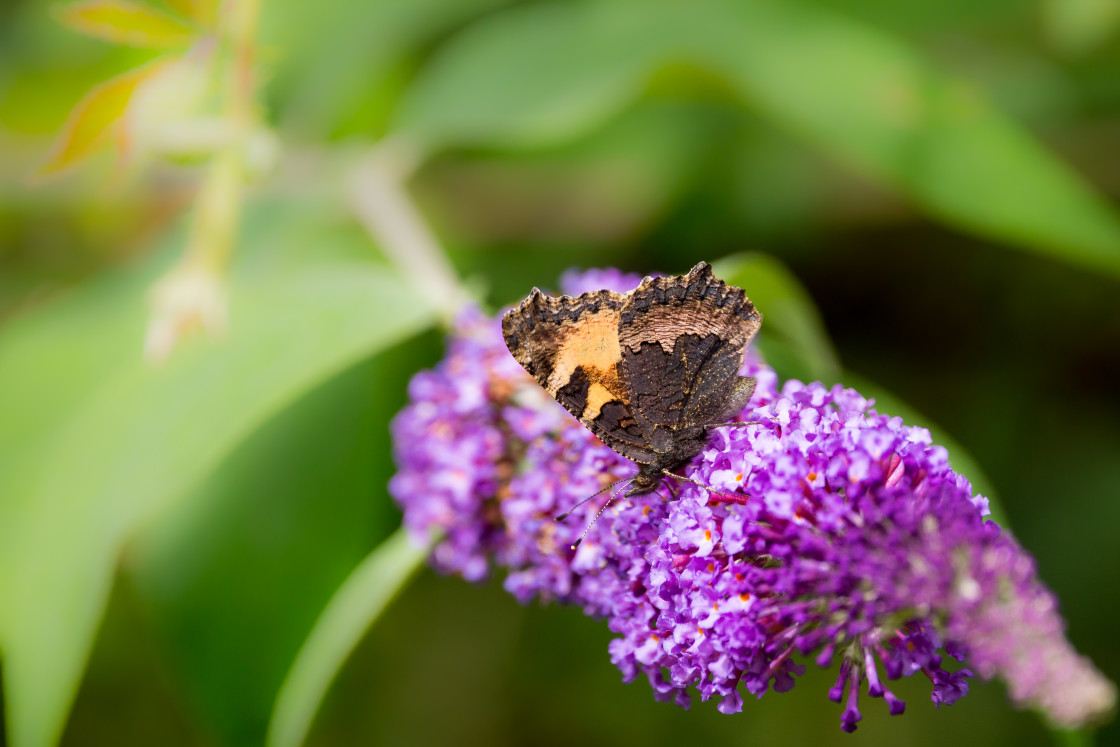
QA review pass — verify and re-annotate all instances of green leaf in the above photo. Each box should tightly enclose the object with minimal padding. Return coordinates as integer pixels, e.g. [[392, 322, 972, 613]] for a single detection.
[[1042, 0, 1120, 56], [164, 0, 218, 27], [266, 529, 432, 747], [0, 214, 438, 747], [54, 0, 197, 48], [267, 0, 507, 138], [35, 59, 174, 177], [395, 2, 653, 149], [715, 252, 840, 383], [702, 0, 1120, 280], [127, 333, 438, 743], [397, 0, 1120, 278]]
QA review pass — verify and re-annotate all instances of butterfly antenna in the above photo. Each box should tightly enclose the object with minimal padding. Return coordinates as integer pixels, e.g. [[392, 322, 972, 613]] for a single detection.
[[555, 477, 633, 521], [570, 488, 624, 550]]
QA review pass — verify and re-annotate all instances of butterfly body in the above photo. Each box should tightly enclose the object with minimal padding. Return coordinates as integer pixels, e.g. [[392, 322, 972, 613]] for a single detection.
[[502, 262, 762, 496]]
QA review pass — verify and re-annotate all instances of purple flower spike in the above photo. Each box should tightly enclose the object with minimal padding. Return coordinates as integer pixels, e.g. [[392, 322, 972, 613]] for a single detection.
[[389, 269, 1117, 732]]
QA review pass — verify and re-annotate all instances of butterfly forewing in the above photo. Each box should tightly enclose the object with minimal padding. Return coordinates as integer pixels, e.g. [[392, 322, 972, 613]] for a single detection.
[[502, 288, 658, 464]]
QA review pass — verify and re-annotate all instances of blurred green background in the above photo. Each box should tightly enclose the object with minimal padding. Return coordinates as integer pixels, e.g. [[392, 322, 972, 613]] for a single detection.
[[1, 0, 1119, 745]]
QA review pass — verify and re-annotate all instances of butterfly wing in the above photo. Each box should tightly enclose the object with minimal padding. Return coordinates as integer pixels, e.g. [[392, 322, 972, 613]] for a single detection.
[[618, 262, 762, 432], [502, 288, 659, 464]]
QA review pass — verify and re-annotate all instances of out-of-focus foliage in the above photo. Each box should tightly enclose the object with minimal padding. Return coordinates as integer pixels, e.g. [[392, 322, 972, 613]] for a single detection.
[[267, 528, 430, 747], [1, 0, 1118, 745], [34, 59, 173, 176], [398, 1, 1120, 276], [716, 252, 1005, 522], [715, 252, 841, 383], [53, 1, 198, 49], [0, 205, 436, 746]]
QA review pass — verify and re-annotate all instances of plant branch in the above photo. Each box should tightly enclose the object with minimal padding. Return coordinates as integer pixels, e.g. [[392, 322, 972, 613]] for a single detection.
[[348, 138, 470, 322]]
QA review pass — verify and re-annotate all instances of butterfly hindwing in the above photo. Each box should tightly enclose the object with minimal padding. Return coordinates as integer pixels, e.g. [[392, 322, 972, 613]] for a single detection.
[[618, 262, 761, 430], [502, 288, 659, 464]]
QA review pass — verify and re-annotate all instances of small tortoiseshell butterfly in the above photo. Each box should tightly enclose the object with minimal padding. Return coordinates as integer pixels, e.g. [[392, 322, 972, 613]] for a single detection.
[[502, 261, 762, 500]]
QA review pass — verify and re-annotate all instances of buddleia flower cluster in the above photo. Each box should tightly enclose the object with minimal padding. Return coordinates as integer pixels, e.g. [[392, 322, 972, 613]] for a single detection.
[[389, 269, 1116, 731]]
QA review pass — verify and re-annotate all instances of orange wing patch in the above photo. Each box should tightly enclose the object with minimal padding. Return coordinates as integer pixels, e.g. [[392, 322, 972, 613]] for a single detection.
[[502, 287, 657, 463], [502, 288, 628, 423], [543, 309, 627, 422], [544, 307, 623, 393]]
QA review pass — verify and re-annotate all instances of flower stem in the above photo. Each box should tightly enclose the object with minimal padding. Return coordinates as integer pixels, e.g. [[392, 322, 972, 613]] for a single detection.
[[348, 137, 471, 323]]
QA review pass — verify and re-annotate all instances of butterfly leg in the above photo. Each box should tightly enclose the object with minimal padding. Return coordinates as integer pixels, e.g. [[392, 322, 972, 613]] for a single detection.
[[708, 420, 768, 429], [661, 470, 751, 506], [661, 470, 720, 492]]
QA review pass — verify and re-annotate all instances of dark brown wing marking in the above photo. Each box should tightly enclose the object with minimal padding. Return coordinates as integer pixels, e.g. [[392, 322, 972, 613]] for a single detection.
[[502, 288, 658, 464], [618, 262, 761, 431]]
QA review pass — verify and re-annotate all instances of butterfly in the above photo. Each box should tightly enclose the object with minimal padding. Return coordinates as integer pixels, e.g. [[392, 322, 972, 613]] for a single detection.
[[502, 261, 762, 504]]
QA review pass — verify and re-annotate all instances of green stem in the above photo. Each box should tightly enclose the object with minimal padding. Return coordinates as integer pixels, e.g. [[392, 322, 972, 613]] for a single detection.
[[185, 148, 242, 272], [181, 0, 261, 273], [348, 137, 472, 323]]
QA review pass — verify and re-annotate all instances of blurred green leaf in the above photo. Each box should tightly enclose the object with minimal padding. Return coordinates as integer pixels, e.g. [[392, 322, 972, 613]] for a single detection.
[[705, 0, 1120, 280], [265, 0, 508, 138], [397, 0, 1120, 278], [35, 59, 173, 176], [54, 1, 196, 49], [0, 216, 437, 747], [126, 330, 438, 743], [266, 529, 432, 747], [164, 0, 217, 27], [396, 2, 653, 149], [716, 252, 841, 383], [1042, 0, 1120, 56]]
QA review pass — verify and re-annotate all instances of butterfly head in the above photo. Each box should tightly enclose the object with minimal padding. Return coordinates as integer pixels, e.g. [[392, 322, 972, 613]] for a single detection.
[[624, 464, 665, 496]]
